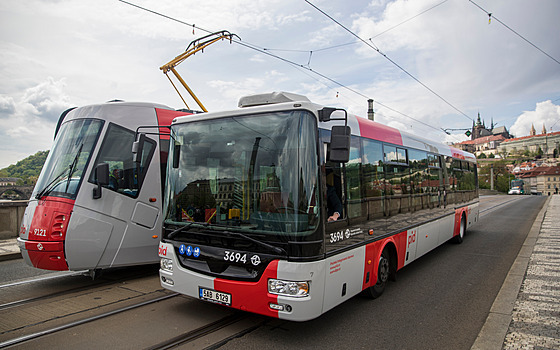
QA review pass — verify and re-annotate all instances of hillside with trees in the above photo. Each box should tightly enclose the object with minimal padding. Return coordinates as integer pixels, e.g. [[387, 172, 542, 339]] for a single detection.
[[0, 151, 49, 185]]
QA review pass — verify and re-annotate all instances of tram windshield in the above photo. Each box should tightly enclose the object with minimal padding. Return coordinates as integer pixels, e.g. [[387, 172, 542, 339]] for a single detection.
[[164, 110, 319, 241], [34, 119, 103, 200]]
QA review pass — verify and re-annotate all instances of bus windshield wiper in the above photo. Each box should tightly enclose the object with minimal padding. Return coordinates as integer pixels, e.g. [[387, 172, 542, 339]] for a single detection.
[[224, 230, 287, 256], [167, 221, 207, 240]]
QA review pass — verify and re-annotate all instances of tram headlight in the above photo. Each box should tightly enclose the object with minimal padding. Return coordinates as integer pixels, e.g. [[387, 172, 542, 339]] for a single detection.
[[268, 279, 309, 297], [160, 258, 173, 272]]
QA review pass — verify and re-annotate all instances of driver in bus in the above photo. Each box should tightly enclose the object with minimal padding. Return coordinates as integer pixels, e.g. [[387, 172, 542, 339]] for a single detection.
[[326, 169, 343, 222]]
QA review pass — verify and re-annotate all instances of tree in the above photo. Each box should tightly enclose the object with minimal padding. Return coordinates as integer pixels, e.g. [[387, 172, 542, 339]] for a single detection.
[[488, 153, 495, 158], [0, 151, 49, 185], [478, 153, 487, 159]]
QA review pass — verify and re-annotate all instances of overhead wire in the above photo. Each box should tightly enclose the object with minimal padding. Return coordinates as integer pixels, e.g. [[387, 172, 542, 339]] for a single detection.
[[116, 0, 449, 134], [304, 0, 473, 124], [469, 0, 560, 66]]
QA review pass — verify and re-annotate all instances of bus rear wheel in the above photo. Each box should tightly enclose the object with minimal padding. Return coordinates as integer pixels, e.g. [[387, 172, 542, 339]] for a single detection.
[[364, 248, 390, 299], [453, 214, 466, 244]]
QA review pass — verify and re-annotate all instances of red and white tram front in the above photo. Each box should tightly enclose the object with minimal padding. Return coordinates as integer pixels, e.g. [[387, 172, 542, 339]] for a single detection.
[[18, 102, 186, 271]]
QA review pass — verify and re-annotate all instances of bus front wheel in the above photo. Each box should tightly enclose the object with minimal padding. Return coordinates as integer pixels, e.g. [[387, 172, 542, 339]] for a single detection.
[[364, 248, 390, 299]]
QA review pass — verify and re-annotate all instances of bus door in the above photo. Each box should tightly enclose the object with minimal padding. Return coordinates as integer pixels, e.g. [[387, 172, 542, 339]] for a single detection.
[[322, 133, 366, 253], [65, 123, 160, 270]]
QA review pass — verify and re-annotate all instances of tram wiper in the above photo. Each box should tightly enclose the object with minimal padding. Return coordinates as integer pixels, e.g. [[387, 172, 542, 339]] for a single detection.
[[224, 230, 287, 256], [35, 168, 70, 199], [36, 147, 83, 200]]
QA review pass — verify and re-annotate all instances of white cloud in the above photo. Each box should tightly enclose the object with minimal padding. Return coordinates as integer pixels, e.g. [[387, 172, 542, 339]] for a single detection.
[[510, 100, 560, 137], [1, 0, 559, 168]]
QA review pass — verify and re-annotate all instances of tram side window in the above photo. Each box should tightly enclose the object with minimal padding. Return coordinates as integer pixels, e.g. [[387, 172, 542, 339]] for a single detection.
[[90, 123, 156, 198], [362, 139, 384, 219]]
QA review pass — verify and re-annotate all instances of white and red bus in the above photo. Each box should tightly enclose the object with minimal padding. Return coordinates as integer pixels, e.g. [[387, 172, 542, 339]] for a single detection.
[[18, 101, 193, 274], [155, 92, 479, 321]]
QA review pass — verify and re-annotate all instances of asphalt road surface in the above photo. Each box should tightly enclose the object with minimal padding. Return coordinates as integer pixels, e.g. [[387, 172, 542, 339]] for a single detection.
[[0, 195, 545, 349], [218, 195, 546, 350]]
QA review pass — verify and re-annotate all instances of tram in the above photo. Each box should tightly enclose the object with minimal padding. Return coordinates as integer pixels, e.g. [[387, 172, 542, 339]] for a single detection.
[[18, 101, 193, 273], [153, 92, 479, 321]]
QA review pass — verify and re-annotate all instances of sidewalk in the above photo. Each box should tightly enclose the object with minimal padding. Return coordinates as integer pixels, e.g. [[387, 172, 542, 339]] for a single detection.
[[472, 194, 560, 349], [0, 237, 21, 262]]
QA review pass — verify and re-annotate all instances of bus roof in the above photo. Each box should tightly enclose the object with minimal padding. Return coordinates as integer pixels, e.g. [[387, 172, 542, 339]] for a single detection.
[[172, 92, 476, 163]]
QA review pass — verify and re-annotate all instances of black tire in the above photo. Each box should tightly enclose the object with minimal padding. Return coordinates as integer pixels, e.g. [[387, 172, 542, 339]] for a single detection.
[[364, 248, 390, 299], [453, 214, 466, 244]]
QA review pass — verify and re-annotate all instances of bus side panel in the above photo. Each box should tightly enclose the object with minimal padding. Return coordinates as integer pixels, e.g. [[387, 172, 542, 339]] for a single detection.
[[416, 220, 442, 258], [276, 260, 327, 321], [438, 214, 456, 244], [322, 247, 365, 316]]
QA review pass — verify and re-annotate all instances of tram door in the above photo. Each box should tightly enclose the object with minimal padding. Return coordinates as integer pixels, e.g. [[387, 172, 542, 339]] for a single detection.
[[65, 123, 161, 270]]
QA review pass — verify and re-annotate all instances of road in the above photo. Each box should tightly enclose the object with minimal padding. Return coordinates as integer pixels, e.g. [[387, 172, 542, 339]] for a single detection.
[[0, 195, 545, 349]]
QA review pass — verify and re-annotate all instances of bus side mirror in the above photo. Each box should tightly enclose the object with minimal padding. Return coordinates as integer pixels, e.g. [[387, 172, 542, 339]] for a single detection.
[[172, 144, 181, 168], [93, 163, 109, 199], [329, 126, 351, 163], [132, 133, 146, 164]]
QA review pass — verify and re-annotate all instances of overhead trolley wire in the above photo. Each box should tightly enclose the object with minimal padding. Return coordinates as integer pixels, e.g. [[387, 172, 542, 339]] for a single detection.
[[469, 0, 560, 67], [304, 0, 473, 124], [116, 0, 449, 134]]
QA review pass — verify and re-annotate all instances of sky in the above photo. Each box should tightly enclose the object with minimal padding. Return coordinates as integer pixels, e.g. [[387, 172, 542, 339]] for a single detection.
[[1, 0, 559, 169]]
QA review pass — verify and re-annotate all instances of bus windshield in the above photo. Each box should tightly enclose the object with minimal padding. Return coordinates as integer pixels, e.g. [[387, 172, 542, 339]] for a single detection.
[[164, 110, 319, 241], [34, 119, 103, 200]]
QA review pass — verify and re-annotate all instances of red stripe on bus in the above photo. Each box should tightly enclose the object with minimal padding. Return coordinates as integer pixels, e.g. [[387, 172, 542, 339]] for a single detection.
[[214, 260, 279, 318], [356, 117, 403, 145]]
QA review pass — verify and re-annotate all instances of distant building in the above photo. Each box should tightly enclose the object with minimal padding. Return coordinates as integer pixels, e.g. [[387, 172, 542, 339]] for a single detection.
[[454, 113, 512, 157], [517, 166, 560, 195], [0, 178, 21, 186], [498, 131, 560, 158]]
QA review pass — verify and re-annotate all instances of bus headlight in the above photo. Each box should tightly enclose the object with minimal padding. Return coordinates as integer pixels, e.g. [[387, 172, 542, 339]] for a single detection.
[[268, 279, 309, 297], [160, 258, 173, 272]]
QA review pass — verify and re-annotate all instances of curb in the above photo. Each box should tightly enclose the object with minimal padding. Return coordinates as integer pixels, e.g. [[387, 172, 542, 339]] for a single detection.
[[0, 252, 22, 262], [470, 196, 551, 350]]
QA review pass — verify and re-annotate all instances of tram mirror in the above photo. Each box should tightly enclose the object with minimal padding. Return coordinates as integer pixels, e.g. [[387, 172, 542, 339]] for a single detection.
[[93, 163, 109, 199], [132, 133, 146, 164], [329, 126, 351, 163]]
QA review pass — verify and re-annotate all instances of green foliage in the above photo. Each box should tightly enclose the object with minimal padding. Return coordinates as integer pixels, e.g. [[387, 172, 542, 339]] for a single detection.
[[477, 153, 487, 159], [0, 151, 49, 185], [477, 160, 512, 193]]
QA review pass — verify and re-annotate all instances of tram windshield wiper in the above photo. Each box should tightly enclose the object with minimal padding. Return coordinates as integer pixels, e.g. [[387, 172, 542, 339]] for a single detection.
[[224, 230, 287, 256], [36, 146, 83, 200]]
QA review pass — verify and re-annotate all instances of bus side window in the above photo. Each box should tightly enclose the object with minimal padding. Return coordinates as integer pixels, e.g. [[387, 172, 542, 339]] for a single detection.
[[345, 136, 363, 219]]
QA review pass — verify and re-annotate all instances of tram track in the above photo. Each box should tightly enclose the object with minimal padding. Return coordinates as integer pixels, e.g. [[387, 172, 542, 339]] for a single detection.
[[0, 266, 159, 311], [0, 293, 179, 348]]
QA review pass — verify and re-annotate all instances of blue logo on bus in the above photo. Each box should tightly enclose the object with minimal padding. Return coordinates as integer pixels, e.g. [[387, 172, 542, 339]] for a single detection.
[[186, 245, 193, 256], [193, 247, 200, 258], [179, 244, 186, 255]]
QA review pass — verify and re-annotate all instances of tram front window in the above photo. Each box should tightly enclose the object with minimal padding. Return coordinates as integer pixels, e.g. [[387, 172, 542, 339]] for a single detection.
[[34, 119, 103, 200], [164, 111, 319, 242]]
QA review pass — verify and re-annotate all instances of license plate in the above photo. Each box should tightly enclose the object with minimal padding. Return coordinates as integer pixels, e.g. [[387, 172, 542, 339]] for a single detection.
[[199, 287, 231, 306]]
